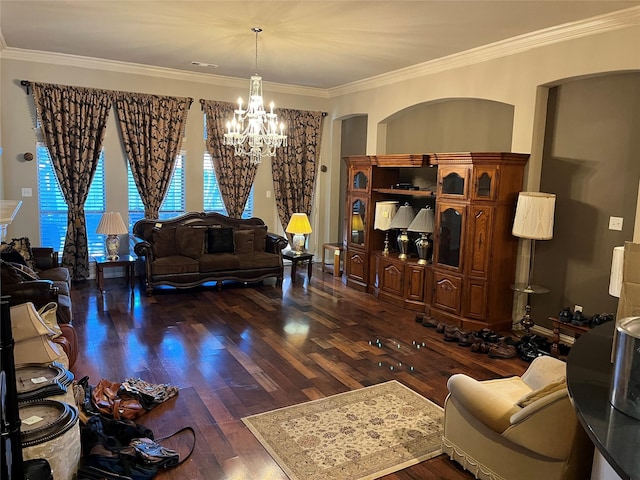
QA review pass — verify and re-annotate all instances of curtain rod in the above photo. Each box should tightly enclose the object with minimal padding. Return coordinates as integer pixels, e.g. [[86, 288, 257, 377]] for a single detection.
[[198, 98, 327, 116], [19, 80, 193, 106]]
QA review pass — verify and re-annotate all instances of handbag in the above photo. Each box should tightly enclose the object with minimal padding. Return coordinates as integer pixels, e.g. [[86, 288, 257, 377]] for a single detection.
[[131, 426, 196, 470], [91, 379, 146, 420]]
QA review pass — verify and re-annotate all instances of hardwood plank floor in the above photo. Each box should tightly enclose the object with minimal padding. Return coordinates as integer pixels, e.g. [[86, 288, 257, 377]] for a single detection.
[[70, 265, 529, 480]]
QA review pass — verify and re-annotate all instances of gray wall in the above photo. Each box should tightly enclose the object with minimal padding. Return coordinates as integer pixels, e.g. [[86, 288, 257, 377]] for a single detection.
[[533, 72, 640, 326], [384, 98, 514, 154]]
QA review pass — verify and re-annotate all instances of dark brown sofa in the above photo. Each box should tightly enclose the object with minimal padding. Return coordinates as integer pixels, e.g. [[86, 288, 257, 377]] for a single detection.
[[133, 212, 288, 296]]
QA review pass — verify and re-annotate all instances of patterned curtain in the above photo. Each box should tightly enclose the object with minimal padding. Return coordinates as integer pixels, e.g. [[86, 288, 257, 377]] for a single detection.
[[272, 108, 324, 237], [32, 83, 113, 280], [201, 99, 258, 218], [114, 93, 192, 218]]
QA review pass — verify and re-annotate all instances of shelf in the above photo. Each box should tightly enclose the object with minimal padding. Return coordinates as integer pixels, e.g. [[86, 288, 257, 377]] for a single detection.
[[374, 188, 435, 197]]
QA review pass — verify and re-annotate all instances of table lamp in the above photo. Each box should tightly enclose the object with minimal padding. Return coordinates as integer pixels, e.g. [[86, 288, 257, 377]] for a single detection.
[[374, 201, 398, 255], [286, 213, 312, 254], [511, 192, 556, 331], [389, 203, 415, 260], [408, 207, 435, 265], [96, 212, 128, 260], [351, 212, 365, 244]]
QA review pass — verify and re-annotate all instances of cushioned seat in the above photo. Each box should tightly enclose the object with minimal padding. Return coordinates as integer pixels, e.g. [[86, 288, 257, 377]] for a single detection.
[[442, 356, 593, 480]]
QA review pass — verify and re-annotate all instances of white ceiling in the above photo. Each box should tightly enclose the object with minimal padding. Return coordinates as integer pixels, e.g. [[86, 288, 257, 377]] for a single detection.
[[0, 1, 638, 89]]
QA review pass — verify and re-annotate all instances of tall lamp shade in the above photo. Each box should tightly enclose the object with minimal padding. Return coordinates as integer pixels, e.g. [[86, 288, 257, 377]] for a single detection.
[[286, 213, 312, 254], [96, 212, 128, 260], [374, 201, 398, 255], [609, 246, 625, 297], [389, 203, 415, 260]]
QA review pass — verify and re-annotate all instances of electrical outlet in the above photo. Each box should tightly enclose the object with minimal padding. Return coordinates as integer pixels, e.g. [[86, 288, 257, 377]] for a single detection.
[[609, 216, 623, 231], [574, 305, 583, 313]]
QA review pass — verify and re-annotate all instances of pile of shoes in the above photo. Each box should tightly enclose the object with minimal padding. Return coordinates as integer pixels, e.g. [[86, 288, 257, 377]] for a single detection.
[[516, 334, 554, 362], [417, 314, 517, 359]]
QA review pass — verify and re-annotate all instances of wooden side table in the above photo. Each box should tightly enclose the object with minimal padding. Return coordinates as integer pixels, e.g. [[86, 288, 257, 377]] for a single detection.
[[549, 316, 590, 357], [321, 242, 343, 277], [94, 255, 136, 293], [282, 251, 313, 284]]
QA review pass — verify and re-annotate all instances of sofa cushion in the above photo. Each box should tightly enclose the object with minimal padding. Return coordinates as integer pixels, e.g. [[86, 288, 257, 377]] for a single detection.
[[239, 225, 267, 252], [516, 379, 567, 407], [152, 227, 176, 258], [238, 252, 282, 269], [152, 255, 200, 275], [38, 266, 71, 286], [1, 237, 36, 269], [176, 226, 206, 259], [207, 226, 234, 254], [234, 229, 255, 254], [200, 253, 241, 272]]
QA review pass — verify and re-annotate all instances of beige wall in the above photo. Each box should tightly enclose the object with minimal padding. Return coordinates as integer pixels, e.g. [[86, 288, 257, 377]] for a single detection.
[[2, 19, 639, 323]]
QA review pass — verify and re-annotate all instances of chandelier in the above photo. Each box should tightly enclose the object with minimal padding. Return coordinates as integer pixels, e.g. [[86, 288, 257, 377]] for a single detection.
[[224, 27, 287, 165]]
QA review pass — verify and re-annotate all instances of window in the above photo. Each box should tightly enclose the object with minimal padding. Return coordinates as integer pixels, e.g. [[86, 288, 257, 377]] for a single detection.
[[127, 153, 186, 229], [203, 115, 254, 218], [37, 143, 106, 255]]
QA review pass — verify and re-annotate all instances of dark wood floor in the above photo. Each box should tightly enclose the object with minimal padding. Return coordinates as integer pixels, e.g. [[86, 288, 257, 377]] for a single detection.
[[70, 264, 528, 480]]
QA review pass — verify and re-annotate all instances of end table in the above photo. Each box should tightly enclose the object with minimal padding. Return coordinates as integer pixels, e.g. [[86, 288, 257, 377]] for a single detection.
[[94, 255, 136, 293], [282, 251, 313, 284]]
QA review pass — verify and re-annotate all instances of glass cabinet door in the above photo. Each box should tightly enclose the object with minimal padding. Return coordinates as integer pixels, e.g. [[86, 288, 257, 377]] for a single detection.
[[349, 168, 370, 193], [472, 166, 498, 200], [437, 166, 469, 199], [350, 198, 366, 245], [435, 203, 465, 270]]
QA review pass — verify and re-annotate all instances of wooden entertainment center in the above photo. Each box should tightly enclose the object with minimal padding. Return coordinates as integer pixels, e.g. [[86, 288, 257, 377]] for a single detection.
[[343, 152, 528, 332]]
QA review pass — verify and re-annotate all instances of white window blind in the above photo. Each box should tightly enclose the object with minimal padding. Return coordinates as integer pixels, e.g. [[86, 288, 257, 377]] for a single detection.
[[127, 152, 186, 229], [37, 143, 106, 255]]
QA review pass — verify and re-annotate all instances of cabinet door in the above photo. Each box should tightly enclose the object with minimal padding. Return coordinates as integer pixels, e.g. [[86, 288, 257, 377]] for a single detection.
[[405, 264, 425, 302], [349, 167, 371, 194], [379, 258, 404, 298], [434, 202, 466, 273], [471, 165, 499, 201], [437, 166, 470, 199], [348, 196, 368, 247], [466, 205, 494, 278], [464, 278, 487, 320], [346, 248, 368, 285], [433, 271, 462, 314]]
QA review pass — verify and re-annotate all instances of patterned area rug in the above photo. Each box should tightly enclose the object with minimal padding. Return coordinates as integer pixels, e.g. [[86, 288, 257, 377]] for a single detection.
[[242, 380, 444, 480]]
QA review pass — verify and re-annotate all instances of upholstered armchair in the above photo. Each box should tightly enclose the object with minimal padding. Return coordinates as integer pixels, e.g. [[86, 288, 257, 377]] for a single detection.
[[442, 356, 593, 480]]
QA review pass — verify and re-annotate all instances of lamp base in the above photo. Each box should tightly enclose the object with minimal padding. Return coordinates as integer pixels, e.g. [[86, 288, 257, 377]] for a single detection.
[[291, 234, 306, 254], [105, 234, 120, 261], [397, 230, 409, 260], [415, 233, 432, 265]]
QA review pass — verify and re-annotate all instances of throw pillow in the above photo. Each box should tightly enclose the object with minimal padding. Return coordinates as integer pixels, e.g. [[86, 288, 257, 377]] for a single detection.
[[240, 225, 267, 252], [1, 237, 35, 269], [1, 260, 24, 285], [175, 226, 206, 259], [152, 227, 176, 258], [516, 378, 566, 407], [1, 250, 28, 266], [0, 260, 40, 282], [234, 229, 255, 255], [207, 226, 234, 254]]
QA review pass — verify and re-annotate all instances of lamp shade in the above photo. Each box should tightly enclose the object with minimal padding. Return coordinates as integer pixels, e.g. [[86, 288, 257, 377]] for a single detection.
[[512, 192, 556, 240], [408, 207, 435, 233], [351, 213, 365, 231], [96, 212, 128, 235], [609, 245, 625, 297], [374, 201, 398, 231], [389, 203, 415, 230], [285, 213, 312, 235]]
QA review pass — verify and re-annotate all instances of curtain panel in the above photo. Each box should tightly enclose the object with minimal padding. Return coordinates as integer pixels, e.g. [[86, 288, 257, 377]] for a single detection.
[[114, 93, 193, 219], [271, 108, 324, 237], [201, 99, 257, 218], [32, 82, 114, 280]]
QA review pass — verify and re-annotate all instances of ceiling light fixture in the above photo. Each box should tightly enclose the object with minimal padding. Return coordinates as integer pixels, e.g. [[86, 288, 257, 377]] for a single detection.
[[224, 27, 287, 165]]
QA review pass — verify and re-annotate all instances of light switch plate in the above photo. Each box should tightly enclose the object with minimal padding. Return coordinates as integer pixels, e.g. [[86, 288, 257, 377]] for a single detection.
[[609, 216, 623, 231], [21, 187, 32, 197]]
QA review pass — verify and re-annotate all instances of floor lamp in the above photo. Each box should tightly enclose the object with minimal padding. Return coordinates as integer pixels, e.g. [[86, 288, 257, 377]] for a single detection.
[[511, 192, 556, 331]]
